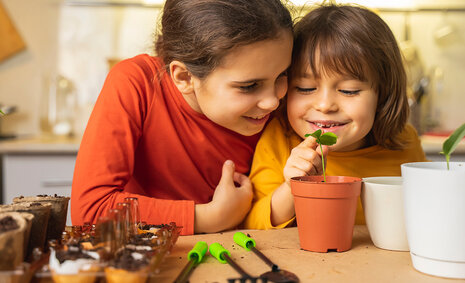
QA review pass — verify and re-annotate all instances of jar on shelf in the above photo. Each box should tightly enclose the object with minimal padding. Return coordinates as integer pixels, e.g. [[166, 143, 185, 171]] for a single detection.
[[40, 74, 77, 137]]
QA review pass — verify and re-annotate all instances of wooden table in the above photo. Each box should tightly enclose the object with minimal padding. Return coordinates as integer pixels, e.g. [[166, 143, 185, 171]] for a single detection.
[[151, 226, 456, 283]]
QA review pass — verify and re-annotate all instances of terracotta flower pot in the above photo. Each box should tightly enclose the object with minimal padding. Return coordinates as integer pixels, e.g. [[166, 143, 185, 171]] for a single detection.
[[290, 176, 362, 252]]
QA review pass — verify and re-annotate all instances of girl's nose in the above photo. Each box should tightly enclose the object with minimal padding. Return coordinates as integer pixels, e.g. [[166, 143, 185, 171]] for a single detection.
[[314, 90, 338, 113], [257, 93, 280, 111], [257, 81, 288, 111]]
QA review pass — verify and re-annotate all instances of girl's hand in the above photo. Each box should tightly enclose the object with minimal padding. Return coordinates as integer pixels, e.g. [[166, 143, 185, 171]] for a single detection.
[[194, 160, 253, 233], [283, 135, 329, 185]]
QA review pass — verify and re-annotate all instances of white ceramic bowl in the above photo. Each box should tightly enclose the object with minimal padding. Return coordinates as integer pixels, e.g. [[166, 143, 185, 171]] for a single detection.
[[361, 176, 408, 251]]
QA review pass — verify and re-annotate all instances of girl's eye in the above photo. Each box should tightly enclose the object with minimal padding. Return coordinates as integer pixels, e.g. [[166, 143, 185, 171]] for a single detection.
[[239, 83, 258, 92], [339, 89, 361, 95], [296, 87, 316, 94]]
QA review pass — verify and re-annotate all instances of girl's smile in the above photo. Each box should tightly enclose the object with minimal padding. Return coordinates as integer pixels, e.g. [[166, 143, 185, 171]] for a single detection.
[[185, 30, 293, 136], [243, 113, 271, 125], [288, 68, 378, 152], [307, 119, 349, 133]]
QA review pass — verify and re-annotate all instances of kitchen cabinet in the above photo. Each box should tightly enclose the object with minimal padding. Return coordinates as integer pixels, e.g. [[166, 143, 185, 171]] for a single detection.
[[420, 135, 465, 161], [0, 136, 80, 225]]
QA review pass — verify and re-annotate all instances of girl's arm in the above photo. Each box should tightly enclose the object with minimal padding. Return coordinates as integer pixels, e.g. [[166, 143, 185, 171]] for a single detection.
[[243, 118, 295, 229], [71, 57, 197, 235]]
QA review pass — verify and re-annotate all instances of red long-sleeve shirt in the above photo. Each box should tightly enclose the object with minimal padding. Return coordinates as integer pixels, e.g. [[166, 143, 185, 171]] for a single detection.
[[71, 54, 260, 235]]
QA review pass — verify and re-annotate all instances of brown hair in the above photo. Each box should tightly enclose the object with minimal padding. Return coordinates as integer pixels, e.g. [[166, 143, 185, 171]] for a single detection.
[[286, 4, 409, 149], [155, 0, 293, 79]]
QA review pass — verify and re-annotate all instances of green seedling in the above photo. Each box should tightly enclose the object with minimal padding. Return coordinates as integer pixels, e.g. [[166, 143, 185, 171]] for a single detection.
[[304, 129, 337, 182], [440, 122, 465, 170]]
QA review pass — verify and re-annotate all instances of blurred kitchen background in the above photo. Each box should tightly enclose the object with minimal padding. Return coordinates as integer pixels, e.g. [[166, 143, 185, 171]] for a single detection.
[[0, 0, 464, 212]]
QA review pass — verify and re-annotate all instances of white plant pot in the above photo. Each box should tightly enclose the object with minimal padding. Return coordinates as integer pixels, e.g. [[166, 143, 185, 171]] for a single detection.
[[361, 177, 408, 251], [401, 162, 465, 279]]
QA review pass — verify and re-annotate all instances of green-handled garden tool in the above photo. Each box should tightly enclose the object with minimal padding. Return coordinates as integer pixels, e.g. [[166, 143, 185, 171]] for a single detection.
[[173, 241, 208, 283], [234, 232, 299, 283], [210, 242, 267, 283]]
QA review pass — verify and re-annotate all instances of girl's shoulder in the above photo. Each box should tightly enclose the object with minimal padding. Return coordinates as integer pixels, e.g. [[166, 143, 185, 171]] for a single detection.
[[259, 117, 301, 150], [399, 124, 421, 140], [110, 54, 166, 77]]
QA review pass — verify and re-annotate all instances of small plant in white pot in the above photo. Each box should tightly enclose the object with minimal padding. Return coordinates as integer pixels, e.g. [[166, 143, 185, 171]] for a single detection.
[[401, 123, 465, 279]]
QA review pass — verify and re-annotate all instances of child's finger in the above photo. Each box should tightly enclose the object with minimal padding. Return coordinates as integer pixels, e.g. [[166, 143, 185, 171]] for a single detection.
[[233, 172, 251, 190], [301, 135, 318, 149], [218, 160, 235, 187]]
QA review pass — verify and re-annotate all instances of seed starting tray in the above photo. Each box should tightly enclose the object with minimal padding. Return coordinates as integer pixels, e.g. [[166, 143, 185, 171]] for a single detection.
[[0, 223, 182, 283]]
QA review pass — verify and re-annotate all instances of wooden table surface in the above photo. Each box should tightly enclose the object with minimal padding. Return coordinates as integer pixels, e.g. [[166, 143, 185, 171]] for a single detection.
[[150, 225, 458, 283]]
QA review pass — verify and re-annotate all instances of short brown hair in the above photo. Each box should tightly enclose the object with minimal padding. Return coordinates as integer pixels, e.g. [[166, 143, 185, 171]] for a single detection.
[[288, 4, 409, 149], [155, 0, 293, 79]]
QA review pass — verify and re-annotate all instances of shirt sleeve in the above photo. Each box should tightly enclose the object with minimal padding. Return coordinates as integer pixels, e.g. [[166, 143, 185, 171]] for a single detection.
[[243, 119, 295, 230], [71, 57, 195, 235]]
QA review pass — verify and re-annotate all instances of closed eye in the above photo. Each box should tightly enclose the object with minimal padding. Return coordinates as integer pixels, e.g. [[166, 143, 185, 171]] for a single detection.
[[239, 82, 258, 92], [296, 87, 316, 93], [339, 89, 361, 95]]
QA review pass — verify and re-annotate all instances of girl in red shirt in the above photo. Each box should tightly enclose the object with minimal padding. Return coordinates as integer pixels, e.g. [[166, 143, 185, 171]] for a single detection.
[[71, 0, 293, 235]]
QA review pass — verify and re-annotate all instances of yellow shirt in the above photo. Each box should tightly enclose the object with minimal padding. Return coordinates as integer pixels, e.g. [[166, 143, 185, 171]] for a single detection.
[[244, 118, 427, 230]]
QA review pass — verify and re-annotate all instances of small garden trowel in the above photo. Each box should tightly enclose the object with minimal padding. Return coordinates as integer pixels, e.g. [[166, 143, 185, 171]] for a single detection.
[[234, 232, 299, 283]]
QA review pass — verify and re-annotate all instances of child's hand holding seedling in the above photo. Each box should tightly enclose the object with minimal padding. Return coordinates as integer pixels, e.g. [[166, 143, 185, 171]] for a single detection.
[[272, 130, 337, 226], [305, 130, 338, 182], [283, 129, 336, 184]]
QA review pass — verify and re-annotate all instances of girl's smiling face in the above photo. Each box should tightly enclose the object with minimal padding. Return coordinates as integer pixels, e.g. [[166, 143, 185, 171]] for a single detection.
[[287, 65, 378, 152], [186, 30, 293, 136]]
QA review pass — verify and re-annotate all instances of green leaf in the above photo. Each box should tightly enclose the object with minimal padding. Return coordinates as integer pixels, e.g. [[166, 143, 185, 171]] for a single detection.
[[309, 129, 322, 139], [441, 123, 465, 157], [319, 132, 338, 146], [0, 109, 4, 115], [303, 129, 338, 182]]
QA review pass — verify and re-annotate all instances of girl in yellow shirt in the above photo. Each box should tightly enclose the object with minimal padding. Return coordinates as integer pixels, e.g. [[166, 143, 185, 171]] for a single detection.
[[244, 4, 427, 230]]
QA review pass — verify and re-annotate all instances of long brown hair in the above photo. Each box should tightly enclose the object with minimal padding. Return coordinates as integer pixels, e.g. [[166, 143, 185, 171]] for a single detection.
[[287, 4, 409, 149], [155, 0, 293, 79]]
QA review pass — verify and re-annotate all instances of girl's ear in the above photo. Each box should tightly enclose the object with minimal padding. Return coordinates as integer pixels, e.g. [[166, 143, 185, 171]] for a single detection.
[[170, 61, 195, 95]]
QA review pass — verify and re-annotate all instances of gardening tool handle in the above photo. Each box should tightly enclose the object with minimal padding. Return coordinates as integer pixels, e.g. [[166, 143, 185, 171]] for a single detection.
[[251, 248, 279, 271], [209, 242, 231, 264], [173, 260, 196, 283], [173, 241, 208, 283], [209, 243, 253, 278], [234, 232, 256, 251], [188, 241, 208, 263], [234, 232, 279, 271]]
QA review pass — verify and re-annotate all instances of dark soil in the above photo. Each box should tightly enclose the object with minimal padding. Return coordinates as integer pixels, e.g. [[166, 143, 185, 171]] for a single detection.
[[110, 248, 150, 271], [0, 216, 18, 233]]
